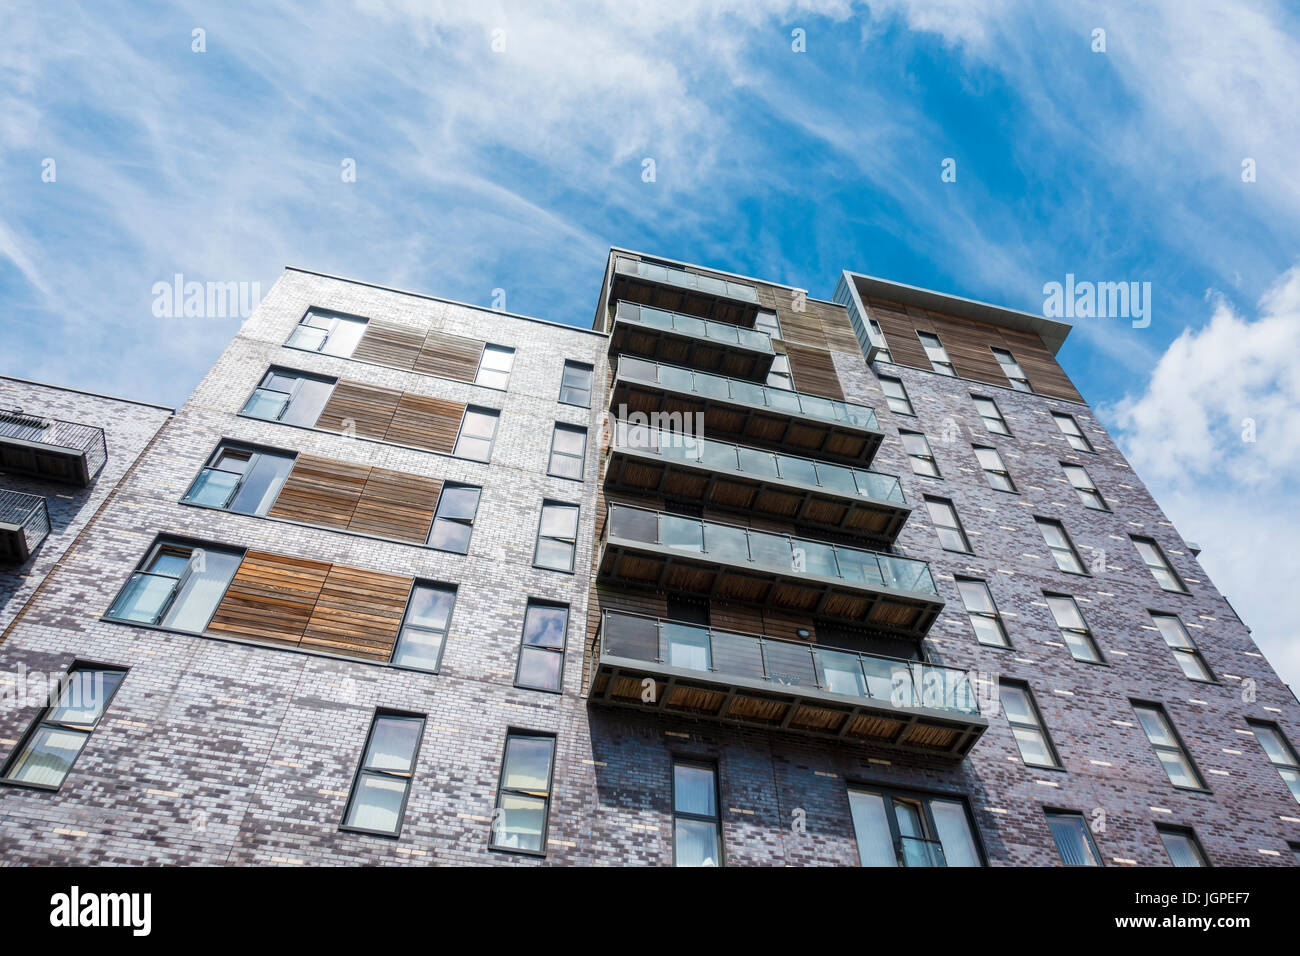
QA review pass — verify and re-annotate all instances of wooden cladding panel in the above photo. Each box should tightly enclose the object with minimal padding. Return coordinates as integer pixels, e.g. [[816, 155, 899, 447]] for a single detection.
[[414, 330, 484, 382], [315, 381, 402, 440], [208, 551, 332, 645], [348, 468, 440, 543], [784, 342, 844, 401], [1001, 327, 1084, 402], [300, 566, 412, 661], [927, 313, 1005, 384], [267, 455, 369, 529], [384, 393, 465, 454], [867, 298, 931, 368], [352, 320, 425, 371]]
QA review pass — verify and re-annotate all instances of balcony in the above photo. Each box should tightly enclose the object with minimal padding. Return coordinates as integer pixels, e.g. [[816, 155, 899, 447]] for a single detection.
[[0, 408, 107, 485], [598, 504, 943, 638], [0, 490, 51, 563], [610, 356, 883, 466], [609, 301, 776, 380], [588, 610, 986, 757], [605, 424, 910, 542], [611, 257, 761, 326]]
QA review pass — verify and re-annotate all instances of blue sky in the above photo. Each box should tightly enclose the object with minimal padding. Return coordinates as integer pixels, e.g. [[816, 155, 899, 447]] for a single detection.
[[2, 1, 1298, 685]]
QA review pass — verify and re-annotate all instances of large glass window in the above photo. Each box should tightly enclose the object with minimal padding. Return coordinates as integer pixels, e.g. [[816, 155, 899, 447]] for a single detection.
[[754, 311, 782, 340], [1132, 537, 1187, 593], [974, 446, 1015, 492], [390, 583, 456, 672], [916, 331, 955, 376], [926, 497, 971, 553], [1157, 826, 1209, 867], [453, 407, 500, 462], [673, 761, 722, 867], [1052, 412, 1094, 453], [106, 540, 243, 633], [972, 396, 1010, 435], [241, 368, 336, 427], [766, 353, 794, 390], [1134, 703, 1205, 791], [475, 344, 515, 390], [1151, 613, 1213, 682], [1046, 594, 1104, 663], [879, 376, 914, 415], [534, 501, 579, 572], [559, 360, 593, 407], [1062, 463, 1107, 510], [515, 602, 568, 693], [900, 431, 940, 477], [990, 347, 1032, 392], [286, 308, 368, 358], [847, 785, 982, 867], [1046, 810, 1102, 866], [1248, 721, 1300, 804], [956, 578, 1010, 648], [547, 424, 587, 480], [491, 733, 555, 854], [1001, 682, 1060, 769], [1, 664, 126, 789], [183, 442, 296, 516], [342, 712, 424, 837], [427, 484, 481, 554], [1036, 518, 1085, 574]]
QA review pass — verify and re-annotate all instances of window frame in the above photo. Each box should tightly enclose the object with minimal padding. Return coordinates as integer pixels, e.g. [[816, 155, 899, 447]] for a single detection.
[[103, 537, 246, 634], [879, 375, 914, 416], [513, 600, 570, 694], [1132, 536, 1188, 594], [340, 709, 426, 839], [474, 343, 516, 391], [925, 496, 971, 554], [672, 758, 724, 868], [1156, 824, 1211, 867], [532, 500, 580, 573], [284, 307, 370, 358], [971, 395, 1011, 435], [1133, 701, 1208, 792], [240, 366, 337, 426], [1247, 720, 1300, 805], [181, 439, 299, 516], [1035, 517, 1087, 575], [389, 580, 458, 674], [1150, 612, 1215, 683], [845, 781, 986, 868], [547, 423, 588, 481], [900, 430, 941, 478], [452, 405, 501, 463], [1000, 681, 1063, 770], [1062, 462, 1108, 511], [916, 331, 956, 376], [1045, 593, 1106, 664], [558, 360, 594, 408], [490, 730, 557, 857], [973, 445, 1016, 493], [990, 346, 1033, 392], [1045, 809, 1104, 867], [1051, 412, 1094, 453], [427, 483, 482, 555], [955, 577, 1011, 648]]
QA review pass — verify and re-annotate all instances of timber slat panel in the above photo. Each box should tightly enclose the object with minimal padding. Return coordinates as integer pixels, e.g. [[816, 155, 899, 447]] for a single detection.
[[349, 468, 440, 542], [300, 565, 412, 661], [208, 550, 332, 645], [384, 393, 465, 454], [352, 319, 425, 371], [315, 381, 403, 440], [267, 454, 370, 529], [784, 342, 844, 401], [414, 330, 484, 382]]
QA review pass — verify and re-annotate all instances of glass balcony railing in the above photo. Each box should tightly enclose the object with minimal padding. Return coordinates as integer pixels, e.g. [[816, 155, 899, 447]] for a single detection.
[[605, 504, 936, 595], [615, 356, 878, 432], [598, 610, 979, 716], [625, 260, 760, 304], [899, 837, 949, 867], [614, 301, 773, 353], [612, 423, 904, 504]]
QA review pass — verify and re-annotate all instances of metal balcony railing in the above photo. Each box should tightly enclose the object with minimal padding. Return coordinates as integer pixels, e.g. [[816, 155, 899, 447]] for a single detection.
[[0, 489, 51, 561], [615, 356, 878, 432], [612, 422, 904, 504], [624, 260, 760, 304], [0, 408, 107, 483], [596, 610, 980, 717], [614, 301, 774, 353], [604, 504, 937, 596]]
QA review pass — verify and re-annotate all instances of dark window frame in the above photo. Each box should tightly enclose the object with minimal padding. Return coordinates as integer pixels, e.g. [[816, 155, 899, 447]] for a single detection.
[[672, 757, 724, 868], [900, 430, 942, 478], [180, 439, 299, 516], [427, 483, 482, 555], [973, 445, 1017, 493], [1000, 680, 1063, 770], [1132, 536, 1189, 594], [239, 366, 338, 425], [971, 394, 1011, 435], [1045, 592, 1106, 665], [103, 536, 247, 634], [340, 709, 426, 839], [558, 360, 594, 408], [879, 375, 915, 416], [532, 500, 580, 573], [474, 343, 516, 391], [844, 779, 987, 868], [284, 306, 371, 358], [1149, 611, 1215, 683], [1045, 808, 1104, 867], [547, 423, 588, 481], [1051, 411, 1095, 454], [1035, 517, 1088, 576], [925, 496, 972, 554], [389, 580, 458, 674], [513, 600, 570, 694], [916, 330, 956, 376], [955, 577, 1011, 649], [1156, 824, 1211, 867], [489, 730, 557, 857], [990, 346, 1033, 392], [452, 405, 501, 463], [1133, 701, 1209, 793], [1246, 720, 1300, 805], [1061, 462, 1108, 511]]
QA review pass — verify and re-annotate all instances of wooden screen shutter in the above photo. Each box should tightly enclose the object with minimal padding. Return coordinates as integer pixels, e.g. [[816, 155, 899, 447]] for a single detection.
[[267, 455, 371, 529], [384, 393, 466, 453], [778, 307, 829, 350], [784, 342, 845, 401], [414, 330, 485, 382], [927, 313, 1005, 386], [348, 468, 441, 542], [300, 566, 413, 661], [998, 328, 1084, 402], [208, 551, 332, 646], [865, 298, 930, 369], [352, 319, 425, 371], [315, 381, 403, 440]]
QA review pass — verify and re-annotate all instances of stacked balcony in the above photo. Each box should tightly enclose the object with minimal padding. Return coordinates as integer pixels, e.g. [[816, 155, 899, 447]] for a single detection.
[[0, 408, 107, 485], [0, 490, 51, 563], [610, 256, 762, 326], [609, 300, 776, 380]]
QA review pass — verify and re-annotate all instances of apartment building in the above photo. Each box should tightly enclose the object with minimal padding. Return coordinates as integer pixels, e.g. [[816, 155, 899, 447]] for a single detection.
[[0, 253, 1296, 867]]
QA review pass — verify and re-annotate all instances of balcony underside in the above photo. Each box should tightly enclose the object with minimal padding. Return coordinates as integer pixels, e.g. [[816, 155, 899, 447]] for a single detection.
[[604, 445, 910, 543], [0, 525, 38, 563], [610, 378, 883, 468], [596, 539, 942, 639], [589, 659, 985, 758], [608, 317, 774, 380], [0, 437, 96, 485], [611, 271, 759, 326]]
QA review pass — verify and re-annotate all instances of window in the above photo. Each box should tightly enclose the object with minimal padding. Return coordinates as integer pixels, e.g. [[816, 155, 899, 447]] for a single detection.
[[879, 376, 914, 415], [1151, 613, 1214, 682], [1062, 463, 1107, 510], [900, 431, 940, 477], [673, 761, 722, 867], [926, 497, 971, 553], [1001, 682, 1060, 769], [491, 732, 555, 854], [956, 578, 1010, 648], [241, 368, 335, 427], [868, 318, 893, 363], [1134, 703, 1205, 791], [453, 407, 500, 462], [1036, 518, 1085, 574], [972, 396, 1010, 435], [558, 360, 593, 407], [1157, 826, 1209, 867], [916, 331, 955, 376], [974, 446, 1016, 492], [766, 353, 794, 390], [0, 664, 125, 789], [547, 424, 587, 480], [1052, 412, 1094, 453], [1132, 537, 1187, 593], [342, 712, 424, 837], [1247, 721, 1300, 804], [390, 583, 456, 672], [1046, 594, 1103, 663], [991, 347, 1032, 392], [515, 602, 569, 693], [285, 308, 368, 358], [475, 344, 515, 390], [534, 501, 579, 572], [106, 540, 243, 633], [847, 785, 983, 867], [182, 442, 296, 515], [427, 484, 481, 554], [1046, 811, 1102, 866], [754, 310, 782, 340]]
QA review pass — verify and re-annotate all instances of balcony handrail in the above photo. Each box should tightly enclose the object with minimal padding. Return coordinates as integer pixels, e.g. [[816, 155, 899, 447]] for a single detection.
[[613, 356, 879, 432], [603, 502, 937, 596], [0, 489, 46, 527], [0, 408, 106, 456], [611, 421, 904, 504], [597, 609, 979, 716], [614, 300, 774, 353], [623, 259, 760, 304]]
